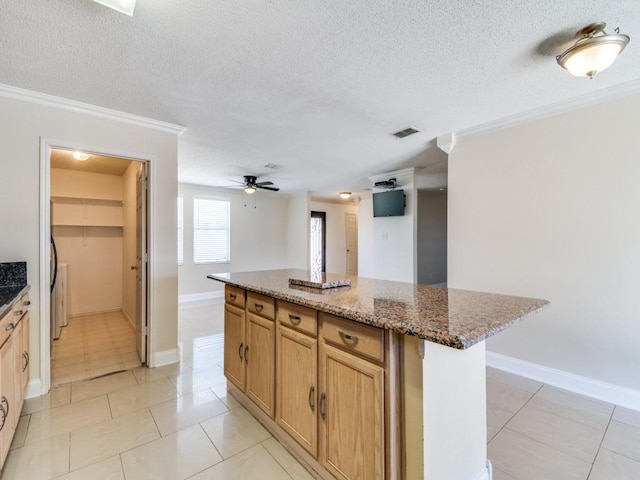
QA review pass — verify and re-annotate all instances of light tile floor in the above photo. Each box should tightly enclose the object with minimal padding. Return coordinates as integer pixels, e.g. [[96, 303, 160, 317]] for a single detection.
[[51, 311, 141, 386], [3, 299, 639, 479]]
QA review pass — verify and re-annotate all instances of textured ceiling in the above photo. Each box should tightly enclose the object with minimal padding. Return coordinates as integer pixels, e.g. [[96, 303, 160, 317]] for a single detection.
[[1, 1, 639, 197]]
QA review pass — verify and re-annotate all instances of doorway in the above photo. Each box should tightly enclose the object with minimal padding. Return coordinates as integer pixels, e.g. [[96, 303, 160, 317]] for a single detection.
[[345, 213, 358, 275], [47, 147, 149, 386], [310, 211, 326, 273]]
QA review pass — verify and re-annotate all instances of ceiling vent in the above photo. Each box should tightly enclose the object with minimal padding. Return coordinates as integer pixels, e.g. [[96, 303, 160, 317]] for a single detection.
[[392, 127, 421, 139], [263, 163, 282, 169]]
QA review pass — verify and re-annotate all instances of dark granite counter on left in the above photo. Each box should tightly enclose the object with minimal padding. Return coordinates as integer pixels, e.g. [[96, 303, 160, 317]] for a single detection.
[[0, 262, 30, 318]]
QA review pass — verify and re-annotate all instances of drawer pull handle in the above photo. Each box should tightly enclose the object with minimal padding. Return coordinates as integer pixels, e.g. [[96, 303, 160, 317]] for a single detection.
[[254, 303, 263, 312], [23, 300, 31, 306], [288, 314, 302, 323], [229, 293, 236, 300], [238, 343, 244, 361], [308, 386, 315, 412], [0, 396, 9, 431], [5, 323, 15, 332], [319, 393, 326, 420], [244, 345, 249, 364], [14, 310, 23, 317], [22, 351, 29, 372], [338, 330, 358, 344]]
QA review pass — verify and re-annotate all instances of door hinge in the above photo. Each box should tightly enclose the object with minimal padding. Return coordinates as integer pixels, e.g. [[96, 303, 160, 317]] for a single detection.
[[143, 253, 148, 263], [142, 326, 147, 335]]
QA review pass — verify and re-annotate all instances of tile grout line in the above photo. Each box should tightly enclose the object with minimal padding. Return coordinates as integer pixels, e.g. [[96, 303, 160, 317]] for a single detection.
[[488, 381, 543, 445], [585, 404, 616, 479]]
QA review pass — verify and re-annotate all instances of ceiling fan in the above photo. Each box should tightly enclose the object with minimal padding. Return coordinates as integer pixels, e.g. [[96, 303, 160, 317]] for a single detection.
[[229, 175, 280, 194]]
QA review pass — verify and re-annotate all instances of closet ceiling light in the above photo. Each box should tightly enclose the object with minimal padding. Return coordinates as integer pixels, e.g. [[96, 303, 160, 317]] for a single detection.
[[72, 151, 90, 161], [93, 0, 137, 16], [339, 192, 351, 199]]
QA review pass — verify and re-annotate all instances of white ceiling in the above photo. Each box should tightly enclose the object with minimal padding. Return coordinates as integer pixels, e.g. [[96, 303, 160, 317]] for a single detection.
[[1, 1, 639, 197]]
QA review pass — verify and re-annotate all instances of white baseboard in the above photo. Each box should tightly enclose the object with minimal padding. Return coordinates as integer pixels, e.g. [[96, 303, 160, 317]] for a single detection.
[[121, 309, 136, 330], [487, 352, 640, 411], [25, 378, 44, 399], [178, 291, 224, 303], [153, 348, 180, 368]]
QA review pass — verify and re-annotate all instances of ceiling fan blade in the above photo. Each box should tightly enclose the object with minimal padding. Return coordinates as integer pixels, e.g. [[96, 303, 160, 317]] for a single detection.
[[227, 179, 245, 185], [256, 185, 280, 192], [255, 181, 274, 186]]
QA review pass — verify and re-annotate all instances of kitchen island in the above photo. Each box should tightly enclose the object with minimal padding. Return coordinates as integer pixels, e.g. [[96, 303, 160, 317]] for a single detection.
[[208, 269, 548, 480]]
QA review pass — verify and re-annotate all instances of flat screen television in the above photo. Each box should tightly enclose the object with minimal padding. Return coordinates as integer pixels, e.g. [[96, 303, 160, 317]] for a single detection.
[[373, 189, 405, 217]]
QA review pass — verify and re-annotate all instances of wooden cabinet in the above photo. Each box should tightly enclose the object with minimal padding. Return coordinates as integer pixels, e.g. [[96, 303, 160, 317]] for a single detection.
[[223, 303, 245, 391], [276, 323, 318, 456], [0, 291, 30, 468], [223, 286, 276, 418], [0, 333, 15, 467], [319, 342, 384, 480], [224, 291, 400, 480], [245, 313, 275, 417]]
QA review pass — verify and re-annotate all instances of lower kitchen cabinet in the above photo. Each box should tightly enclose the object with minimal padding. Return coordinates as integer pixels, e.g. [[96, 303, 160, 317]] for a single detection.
[[223, 303, 245, 391], [0, 334, 15, 467], [276, 324, 318, 456], [319, 342, 384, 480], [245, 312, 275, 417]]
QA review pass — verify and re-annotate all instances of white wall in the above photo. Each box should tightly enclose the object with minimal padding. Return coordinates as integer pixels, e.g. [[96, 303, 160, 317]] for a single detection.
[[0, 92, 180, 390], [371, 168, 418, 283], [417, 190, 447, 285], [309, 200, 358, 275], [122, 162, 140, 326], [51, 169, 124, 316], [286, 192, 310, 270], [449, 93, 640, 392], [357, 196, 374, 278], [178, 184, 290, 297]]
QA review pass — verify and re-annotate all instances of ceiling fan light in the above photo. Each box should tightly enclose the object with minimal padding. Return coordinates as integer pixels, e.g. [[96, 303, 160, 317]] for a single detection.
[[93, 0, 137, 16], [244, 185, 256, 194], [557, 23, 630, 78]]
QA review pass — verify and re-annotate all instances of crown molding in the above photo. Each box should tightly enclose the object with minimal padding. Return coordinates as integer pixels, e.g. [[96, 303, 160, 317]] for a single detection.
[[454, 78, 640, 142], [0, 83, 186, 135]]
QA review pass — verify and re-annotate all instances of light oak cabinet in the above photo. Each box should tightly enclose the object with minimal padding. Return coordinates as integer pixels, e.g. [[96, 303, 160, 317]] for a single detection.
[[223, 286, 276, 418], [276, 322, 318, 456], [224, 290, 401, 480], [0, 292, 30, 469]]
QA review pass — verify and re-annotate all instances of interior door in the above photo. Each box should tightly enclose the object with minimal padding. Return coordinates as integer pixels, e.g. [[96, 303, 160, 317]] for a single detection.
[[345, 213, 358, 275], [135, 165, 148, 364]]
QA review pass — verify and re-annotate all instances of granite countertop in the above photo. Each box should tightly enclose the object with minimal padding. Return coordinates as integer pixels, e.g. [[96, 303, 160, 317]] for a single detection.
[[0, 262, 30, 318], [208, 269, 549, 350]]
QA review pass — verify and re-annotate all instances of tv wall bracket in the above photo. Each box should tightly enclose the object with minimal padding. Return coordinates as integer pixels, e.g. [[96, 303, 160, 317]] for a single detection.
[[373, 178, 397, 188]]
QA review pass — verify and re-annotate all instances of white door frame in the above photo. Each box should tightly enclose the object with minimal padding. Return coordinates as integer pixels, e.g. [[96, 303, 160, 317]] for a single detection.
[[38, 138, 155, 395]]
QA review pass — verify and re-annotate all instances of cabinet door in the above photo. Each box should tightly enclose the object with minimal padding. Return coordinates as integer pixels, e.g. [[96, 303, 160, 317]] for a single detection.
[[224, 304, 246, 391], [21, 312, 29, 395], [319, 343, 384, 480], [12, 320, 24, 424], [276, 326, 318, 456], [0, 337, 15, 468], [246, 312, 275, 418]]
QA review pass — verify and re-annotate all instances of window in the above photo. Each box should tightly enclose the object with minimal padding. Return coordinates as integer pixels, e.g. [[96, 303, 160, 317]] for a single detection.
[[193, 198, 230, 264], [177, 196, 183, 265]]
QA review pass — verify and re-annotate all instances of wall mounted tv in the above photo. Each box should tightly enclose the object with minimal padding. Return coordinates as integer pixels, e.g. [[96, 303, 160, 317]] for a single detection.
[[373, 189, 405, 217]]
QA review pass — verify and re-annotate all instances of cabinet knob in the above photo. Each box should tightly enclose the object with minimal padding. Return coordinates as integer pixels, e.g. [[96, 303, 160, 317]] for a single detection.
[[22, 300, 31, 306], [14, 310, 23, 317], [254, 303, 263, 312], [130, 265, 137, 270], [229, 293, 236, 300], [5, 323, 15, 331], [288, 314, 302, 324]]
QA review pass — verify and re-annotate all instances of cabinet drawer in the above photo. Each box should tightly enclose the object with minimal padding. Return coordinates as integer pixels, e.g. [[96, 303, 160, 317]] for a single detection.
[[0, 309, 16, 349], [277, 301, 318, 337], [225, 285, 246, 309], [321, 314, 384, 363], [247, 292, 275, 320]]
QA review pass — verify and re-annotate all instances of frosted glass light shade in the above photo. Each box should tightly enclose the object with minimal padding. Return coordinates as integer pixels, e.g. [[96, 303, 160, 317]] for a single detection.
[[557, 24, 630, 78], [244, 186, 256, 194], [93, 0, 136, 16]]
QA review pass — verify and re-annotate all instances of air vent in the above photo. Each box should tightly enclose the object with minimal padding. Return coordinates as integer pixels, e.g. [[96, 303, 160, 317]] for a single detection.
[[392, 127, 421, 139], [263, 163, 282, 170]]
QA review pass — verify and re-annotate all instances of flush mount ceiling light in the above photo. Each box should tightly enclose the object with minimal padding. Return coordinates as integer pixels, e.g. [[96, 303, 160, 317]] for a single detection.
[[556, 22, 630, 78], [93, 0, 137, 16], [339, 192, 352, 199], [72, 151, 90, 161]]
